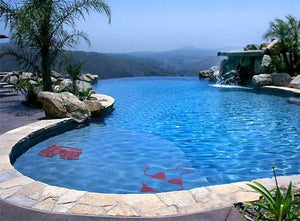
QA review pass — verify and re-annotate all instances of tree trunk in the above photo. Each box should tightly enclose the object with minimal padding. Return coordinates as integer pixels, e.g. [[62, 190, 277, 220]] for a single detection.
[[282, 51, 292, 74], [41, 47, 52, 91], [293, 51, 300, 75], [289, 52, 294, 73], [40, 0, 53, 92]]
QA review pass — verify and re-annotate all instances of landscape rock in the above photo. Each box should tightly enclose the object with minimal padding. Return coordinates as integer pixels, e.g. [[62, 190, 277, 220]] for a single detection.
[[59, 79, 73, 91], [83, 100, 104, 116], [51, 71, 63, 79], [12, 71, 21, 77], [38, 92, 91, 123], [252, 74, 272, 87], [199, 70, 210, 79], [78, 74, 92, 83], [85, 73, 98, 83], [271, 73, 292, 87], [0, 73, 10, 82], [289, 75, 300, 89], [28, 80, 38, 85], [199, 66, 220, 81], [287, 97, 300, 105], [19, 72, 33, 80], [9, 75, 18, 85], [244, 44, 260, 51], [78, 74, 98, 84], [76, 80, 92, 93], [260, 55, 271, 73], [51, 77, 57, 84]]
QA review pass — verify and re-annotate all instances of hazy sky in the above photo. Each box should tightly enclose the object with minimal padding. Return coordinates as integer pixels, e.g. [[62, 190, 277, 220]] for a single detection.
[[1, 0, 300, 53]]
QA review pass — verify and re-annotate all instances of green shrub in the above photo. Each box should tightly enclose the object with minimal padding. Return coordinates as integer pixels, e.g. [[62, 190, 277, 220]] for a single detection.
[[79, 88, 93, 101], [243, 165, 300, 221], [15, 79, 42, 107]]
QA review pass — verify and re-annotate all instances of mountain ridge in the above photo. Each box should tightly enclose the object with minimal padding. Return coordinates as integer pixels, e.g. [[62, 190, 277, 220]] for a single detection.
[[0, 44, 236, 78]]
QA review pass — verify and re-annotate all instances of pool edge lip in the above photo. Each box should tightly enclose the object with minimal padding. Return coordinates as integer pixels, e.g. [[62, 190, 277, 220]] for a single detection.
[[0, 119, 299, 218]]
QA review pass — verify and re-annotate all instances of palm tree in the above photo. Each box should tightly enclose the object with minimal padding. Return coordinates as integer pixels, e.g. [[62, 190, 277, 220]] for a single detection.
[[0, 0, 111, 91], [263, 15, 300, 74]]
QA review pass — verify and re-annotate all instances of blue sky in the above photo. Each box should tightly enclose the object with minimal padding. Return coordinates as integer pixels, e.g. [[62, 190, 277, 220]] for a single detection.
[[1, 0, 300, 53]]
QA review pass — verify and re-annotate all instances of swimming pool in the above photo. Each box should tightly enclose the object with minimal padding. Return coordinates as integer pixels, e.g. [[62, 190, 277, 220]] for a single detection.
[[14, 77, 300, 194]]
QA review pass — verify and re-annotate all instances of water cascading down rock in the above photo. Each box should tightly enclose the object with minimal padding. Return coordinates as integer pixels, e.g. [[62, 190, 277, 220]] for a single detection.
[[217, 48, 264, 85]]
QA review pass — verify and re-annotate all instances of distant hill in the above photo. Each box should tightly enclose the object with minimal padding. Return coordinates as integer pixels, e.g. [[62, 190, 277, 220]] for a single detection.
[[69, 51, 172, 79], [0, 44, 172, 79], [0, 44, 233, 78], [126, 46, 241, 76]]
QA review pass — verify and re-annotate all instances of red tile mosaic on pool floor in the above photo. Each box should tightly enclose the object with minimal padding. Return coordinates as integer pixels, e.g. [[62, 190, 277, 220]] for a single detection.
[[38, 145, 82, 160], [141, 164, 189, 193]]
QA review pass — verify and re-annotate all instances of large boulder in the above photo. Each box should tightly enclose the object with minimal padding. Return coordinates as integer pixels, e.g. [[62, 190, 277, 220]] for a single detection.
[[259, 55, 272, 73], [271, 73, 292, 86], [38, 92, 91, 123], [8, 75, 18, 85], [51, 71, 63, 79], [83, 100, 104, 117], [289, 75, 300, 89], [252, 74, 273, 87], [76, 80, 92, 93]]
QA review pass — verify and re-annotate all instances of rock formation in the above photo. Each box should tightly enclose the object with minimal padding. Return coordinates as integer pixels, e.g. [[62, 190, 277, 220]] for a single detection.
[[289, 75, 300, 89], [38, 92, 91, 123], [83, 100, 104, 117], [271, 73, 292, 87], [252, 74, 273, 87]]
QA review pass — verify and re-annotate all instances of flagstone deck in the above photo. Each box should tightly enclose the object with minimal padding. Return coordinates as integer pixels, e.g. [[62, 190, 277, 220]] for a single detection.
[[262, 85, 300, 95], [0, 118, 299, 219]]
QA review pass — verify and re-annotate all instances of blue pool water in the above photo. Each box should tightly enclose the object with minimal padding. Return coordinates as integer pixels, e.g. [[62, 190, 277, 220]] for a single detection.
[[14, 77, 300, 193]]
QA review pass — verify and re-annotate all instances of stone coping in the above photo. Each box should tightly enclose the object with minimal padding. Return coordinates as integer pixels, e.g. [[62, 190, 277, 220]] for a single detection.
[[91, 94, 115, 110], [0, 119, 299, 218], [217, 51, 264, 57], [262, 85, 300, 95]]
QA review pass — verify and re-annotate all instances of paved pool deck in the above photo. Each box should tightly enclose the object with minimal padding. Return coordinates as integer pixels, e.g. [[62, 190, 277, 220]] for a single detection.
[[0, 95, 45, 134], [0, 93, 299, 220], [262, 85, 300, 95]]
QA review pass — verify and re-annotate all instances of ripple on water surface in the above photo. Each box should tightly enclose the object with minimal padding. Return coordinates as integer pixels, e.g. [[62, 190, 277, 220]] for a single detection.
[[14, 77, 300, 193]]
